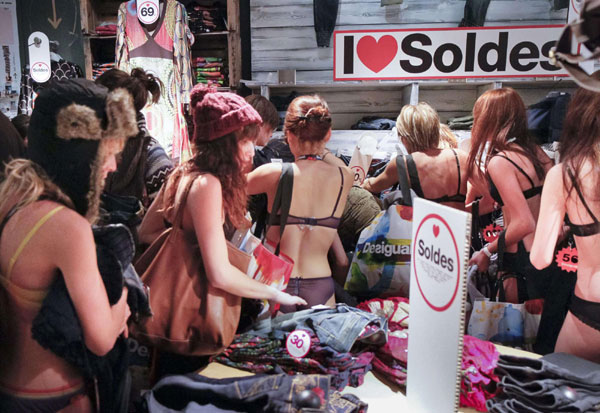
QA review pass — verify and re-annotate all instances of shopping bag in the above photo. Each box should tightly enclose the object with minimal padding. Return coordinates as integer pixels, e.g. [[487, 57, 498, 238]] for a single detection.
[[348, 134, 379, 186], [230, 230, 294, 315], [344, 155, 416, 299]]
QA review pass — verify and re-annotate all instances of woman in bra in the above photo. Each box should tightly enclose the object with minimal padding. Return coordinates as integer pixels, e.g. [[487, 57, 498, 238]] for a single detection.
[[0, 80, 136, 412], [467, 88, 552, 281], [361, 103, 469, 210], [531, 73, 600, 363], [247, 95, 353, 313]]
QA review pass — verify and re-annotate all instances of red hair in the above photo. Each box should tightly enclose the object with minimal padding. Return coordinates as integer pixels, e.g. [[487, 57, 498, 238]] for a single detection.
[[467, 88, 544, 190], [284, 95, 332, 143]]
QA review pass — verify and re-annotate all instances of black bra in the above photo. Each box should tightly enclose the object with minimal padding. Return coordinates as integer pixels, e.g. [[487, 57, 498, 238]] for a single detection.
[[404, 149, 466, 204], [488, 154, 543, 206], [269, 167, 345, 229], [564, 167, 600, 237]]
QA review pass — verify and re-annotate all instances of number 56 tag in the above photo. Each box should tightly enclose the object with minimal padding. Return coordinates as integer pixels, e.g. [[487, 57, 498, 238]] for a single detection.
[[555, 245, 578, 273], [286, 330, 311, 358], [137, 0, 159, 25]]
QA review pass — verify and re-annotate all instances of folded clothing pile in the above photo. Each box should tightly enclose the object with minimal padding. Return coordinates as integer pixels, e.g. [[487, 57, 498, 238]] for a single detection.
[[92, 62, 115, 80], [187, 2, 226, 33], [95, 23, 117, 36], [488, 352, 600, 413], [194, 57, 226, 87], [358, 297, 500, 412], [212, 331, 374, 391]]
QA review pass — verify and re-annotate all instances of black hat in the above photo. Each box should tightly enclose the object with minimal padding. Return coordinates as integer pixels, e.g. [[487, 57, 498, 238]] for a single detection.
[[28, 79, 138, 222]]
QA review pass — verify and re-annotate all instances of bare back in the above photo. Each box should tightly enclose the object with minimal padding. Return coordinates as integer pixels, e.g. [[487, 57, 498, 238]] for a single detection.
[[0, 201, 83, 393], [265, 161, 353, 279]]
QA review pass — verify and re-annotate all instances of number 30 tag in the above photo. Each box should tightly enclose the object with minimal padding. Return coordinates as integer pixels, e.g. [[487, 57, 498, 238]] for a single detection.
[[286, 330, 311, 358], [137, 0, 159, 25], [555, 246, 578, 273]]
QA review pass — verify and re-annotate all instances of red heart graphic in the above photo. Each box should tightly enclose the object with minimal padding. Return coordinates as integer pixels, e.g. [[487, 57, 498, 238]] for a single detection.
[[356, 35, 398, 73], [433, 225, 440, 238]]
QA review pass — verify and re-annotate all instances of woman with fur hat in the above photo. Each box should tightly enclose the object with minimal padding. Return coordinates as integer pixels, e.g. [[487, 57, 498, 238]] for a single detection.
[[0, 79, 137, 412], [139, 86, 306, 316], [247, 95, 354, 312]]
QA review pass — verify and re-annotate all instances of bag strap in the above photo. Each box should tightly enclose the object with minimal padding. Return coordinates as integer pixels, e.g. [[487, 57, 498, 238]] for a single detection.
[[395, 155, 414, 207], [170, 173, 201, 231], [266, 163, 294, 255]]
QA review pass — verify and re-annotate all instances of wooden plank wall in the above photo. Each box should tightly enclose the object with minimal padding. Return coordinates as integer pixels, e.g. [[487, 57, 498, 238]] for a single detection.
[[250, 0, 575, 128]]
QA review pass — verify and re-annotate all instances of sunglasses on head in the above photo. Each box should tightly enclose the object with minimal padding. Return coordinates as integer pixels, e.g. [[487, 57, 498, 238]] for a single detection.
[[551, 0, 600, 91]]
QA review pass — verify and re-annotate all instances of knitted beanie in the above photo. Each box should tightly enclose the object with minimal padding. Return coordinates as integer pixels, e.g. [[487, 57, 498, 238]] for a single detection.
[[190, 84, 262, 143]]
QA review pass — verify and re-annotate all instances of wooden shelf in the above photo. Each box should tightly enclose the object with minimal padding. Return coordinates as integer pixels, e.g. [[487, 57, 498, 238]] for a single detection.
[[195, 31, 229, 37]]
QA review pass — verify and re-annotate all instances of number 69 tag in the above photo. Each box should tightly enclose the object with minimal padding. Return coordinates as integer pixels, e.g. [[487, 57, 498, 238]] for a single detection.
[[137, 0, 159, 25], [286, 330, 311, 358]]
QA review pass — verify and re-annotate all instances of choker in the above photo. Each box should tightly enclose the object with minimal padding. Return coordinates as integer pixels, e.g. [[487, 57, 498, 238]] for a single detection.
[[297, 154, 322, 161]]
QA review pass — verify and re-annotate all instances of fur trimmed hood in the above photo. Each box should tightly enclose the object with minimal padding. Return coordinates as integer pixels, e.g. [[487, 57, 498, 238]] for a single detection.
[[28, 79, 137, 222]]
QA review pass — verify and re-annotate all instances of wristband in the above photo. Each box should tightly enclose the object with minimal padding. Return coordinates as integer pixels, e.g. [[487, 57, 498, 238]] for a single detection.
[[481, 245, 492, 258]]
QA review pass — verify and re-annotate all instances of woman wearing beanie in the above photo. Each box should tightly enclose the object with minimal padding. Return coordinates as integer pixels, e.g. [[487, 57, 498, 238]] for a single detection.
[[0, 79, 137, 412], [139, 85, 306, 316], [361, 102, 469, 211], [247, 95, 354, 312]]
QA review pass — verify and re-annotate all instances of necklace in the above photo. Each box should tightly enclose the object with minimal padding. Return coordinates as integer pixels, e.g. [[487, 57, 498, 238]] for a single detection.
[[296, 154, 322, 161]]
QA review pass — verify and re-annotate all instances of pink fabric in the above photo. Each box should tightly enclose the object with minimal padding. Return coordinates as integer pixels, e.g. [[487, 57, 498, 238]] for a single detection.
[[460, 335, 500, 412]]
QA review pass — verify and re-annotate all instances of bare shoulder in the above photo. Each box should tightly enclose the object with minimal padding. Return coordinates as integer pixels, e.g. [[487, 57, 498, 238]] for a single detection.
[[188, 173, 221, 201]]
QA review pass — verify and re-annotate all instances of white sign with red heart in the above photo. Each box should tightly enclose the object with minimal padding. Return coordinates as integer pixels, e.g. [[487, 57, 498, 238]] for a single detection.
[[334, 26, 567, 81]]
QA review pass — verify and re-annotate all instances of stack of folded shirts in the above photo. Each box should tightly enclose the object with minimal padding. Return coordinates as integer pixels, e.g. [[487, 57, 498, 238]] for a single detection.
[[488, 353, 600, 413], [187, 2, 226, 33], [92, 62, 115, 80], [194, 57, 226, 86], [95, 23, 117, 36]]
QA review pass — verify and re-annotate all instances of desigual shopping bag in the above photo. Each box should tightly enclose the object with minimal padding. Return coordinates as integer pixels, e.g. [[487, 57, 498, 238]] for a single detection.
[[344, 155, 416, 299]]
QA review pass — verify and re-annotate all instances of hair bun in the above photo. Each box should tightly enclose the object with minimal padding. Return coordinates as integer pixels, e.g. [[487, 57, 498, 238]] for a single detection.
[[191, 84, 216, 107]]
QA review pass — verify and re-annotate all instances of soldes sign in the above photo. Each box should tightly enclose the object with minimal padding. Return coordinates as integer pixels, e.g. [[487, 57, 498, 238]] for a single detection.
[[334, 26, 568, 80], [412, 214, 460, 312]]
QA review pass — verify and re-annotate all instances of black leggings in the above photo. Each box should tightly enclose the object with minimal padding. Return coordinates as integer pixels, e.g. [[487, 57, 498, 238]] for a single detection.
[[314, 0, 340, 47], [279, 276, 335, 313]]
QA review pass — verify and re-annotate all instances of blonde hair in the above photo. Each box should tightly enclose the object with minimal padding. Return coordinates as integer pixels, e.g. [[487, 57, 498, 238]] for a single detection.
[[0, 159, 73, 222], [439, 124, 458, 149], [396, 103, 440, 153]]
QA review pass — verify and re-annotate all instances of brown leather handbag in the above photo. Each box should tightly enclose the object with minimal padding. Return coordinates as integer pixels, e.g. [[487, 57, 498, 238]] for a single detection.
[[132, 173, 248, 356]]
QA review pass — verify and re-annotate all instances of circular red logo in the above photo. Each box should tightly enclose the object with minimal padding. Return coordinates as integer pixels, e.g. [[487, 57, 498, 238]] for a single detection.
[[412, 213, 460, 312]]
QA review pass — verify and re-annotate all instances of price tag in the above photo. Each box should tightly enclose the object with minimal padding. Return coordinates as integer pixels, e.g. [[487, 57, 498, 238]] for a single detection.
[[286, 330, 311, 358], [555, 246, 578, 273], [137, 0, 159, 25], [482, 223, 503, 243], [28, 32, 51, 83]]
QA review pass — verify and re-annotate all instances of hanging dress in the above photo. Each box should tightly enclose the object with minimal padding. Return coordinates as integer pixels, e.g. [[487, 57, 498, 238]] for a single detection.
[[116, 0, 193, 162]]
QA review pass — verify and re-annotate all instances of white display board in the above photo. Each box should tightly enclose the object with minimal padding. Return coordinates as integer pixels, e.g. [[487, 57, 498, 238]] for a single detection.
[[407, 198, 471, 413], [334, 25, 568, 81], [0, 0, 21, 117]]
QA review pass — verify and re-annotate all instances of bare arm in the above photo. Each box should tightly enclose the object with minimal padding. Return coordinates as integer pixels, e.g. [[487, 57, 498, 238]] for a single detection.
[[530, 164, 566, 269], [54, 211, 130, 356], [189, 174, 306, 306], [246, 163, 282, 196], [362, 158, 398, 193]]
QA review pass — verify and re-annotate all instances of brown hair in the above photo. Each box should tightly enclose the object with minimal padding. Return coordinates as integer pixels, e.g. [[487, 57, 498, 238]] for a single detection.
[[396, 103, 440, 152], [560, 70, 600, 199], [467, 88, 545, 188], [173, 124, 259, 229], [284, 95, 332, 143], [96, 68, 161, 112], [245, 95, 279, 130]]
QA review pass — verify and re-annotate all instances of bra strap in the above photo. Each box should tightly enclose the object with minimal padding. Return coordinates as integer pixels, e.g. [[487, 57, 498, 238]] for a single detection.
[[452, 149, 462, 196], [567, 166, 599, 223], [330, 167, 345, 216], [405, 155, 425, 198], [495, 154, 536, 188], [7, 206, 65, 279]]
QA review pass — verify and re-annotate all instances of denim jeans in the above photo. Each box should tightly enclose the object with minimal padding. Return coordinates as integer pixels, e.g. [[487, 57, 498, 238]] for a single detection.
[[248, 304, 388, 353], [146, 373, 368, 413]]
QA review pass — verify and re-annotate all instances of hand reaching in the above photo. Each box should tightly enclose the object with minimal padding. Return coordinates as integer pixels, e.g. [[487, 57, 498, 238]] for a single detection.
[[274, 290, 308, 307]]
